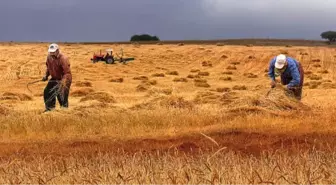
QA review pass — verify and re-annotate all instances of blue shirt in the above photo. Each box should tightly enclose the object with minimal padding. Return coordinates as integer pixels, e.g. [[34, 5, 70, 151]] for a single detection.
[[268, 56, 301, 88]]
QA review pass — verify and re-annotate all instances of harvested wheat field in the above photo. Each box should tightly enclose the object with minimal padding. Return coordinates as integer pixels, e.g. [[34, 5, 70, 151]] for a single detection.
[[1, 43, 336, 183]]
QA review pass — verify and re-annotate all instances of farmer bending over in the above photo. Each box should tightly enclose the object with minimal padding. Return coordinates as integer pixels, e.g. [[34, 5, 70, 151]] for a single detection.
[[42, 43, 72, 112], [268, 54, 304, 100]]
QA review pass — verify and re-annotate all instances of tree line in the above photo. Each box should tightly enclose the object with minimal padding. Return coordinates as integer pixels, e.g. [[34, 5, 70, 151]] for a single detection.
[[130, 32, 336, 44], [130, 34, 159, 42]]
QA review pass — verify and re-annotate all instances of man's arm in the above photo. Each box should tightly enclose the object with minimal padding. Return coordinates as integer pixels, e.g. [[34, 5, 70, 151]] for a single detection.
[[287, 62, 301, 88], [60, 56, 71, 81], [268, 58, 276, 81], [43, 58, 50, 81]]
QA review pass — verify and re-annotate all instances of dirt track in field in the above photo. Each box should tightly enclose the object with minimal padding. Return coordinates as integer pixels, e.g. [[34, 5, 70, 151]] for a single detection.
[[1, 131, 336, 159]]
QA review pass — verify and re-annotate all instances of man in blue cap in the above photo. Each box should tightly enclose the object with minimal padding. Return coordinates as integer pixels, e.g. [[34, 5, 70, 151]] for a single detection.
[[268, 54, 304, 100]]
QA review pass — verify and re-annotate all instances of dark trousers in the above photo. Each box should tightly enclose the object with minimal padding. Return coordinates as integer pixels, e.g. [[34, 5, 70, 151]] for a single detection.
[[44, 79, 71, 111], [281, 63, 304, 100]]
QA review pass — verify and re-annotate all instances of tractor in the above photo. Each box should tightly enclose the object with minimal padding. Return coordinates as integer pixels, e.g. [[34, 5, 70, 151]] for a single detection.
[[91, 48, 135, 64]]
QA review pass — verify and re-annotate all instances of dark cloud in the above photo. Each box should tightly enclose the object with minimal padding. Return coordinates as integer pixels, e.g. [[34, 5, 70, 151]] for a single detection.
[[0, 0, 335, 41]]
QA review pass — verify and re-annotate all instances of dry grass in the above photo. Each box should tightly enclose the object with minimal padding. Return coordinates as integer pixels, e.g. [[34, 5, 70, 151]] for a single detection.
[[216, 87, 231, 92], [80, 91, 116, 103], [166, 71, 179, 76], [187, 74, 200, 79], [309, 74, 322, 80], [226, 65, 237, 70], [160, 96, 194, 109], [219, 76, 232, 81], [198, 71, 210, 76], [221, 55, 228, 59], [304, 71, 313, 75], [222, 71, 233, 75], [312, 59, 321, 63], [232, 85, 247, 90], [279, 50, 289, 55], [313, 64, 322, 68], [71, 88, 94, 97], [194, 79, 207, 83], [202, 61, 212, 67], [148, 79, 157, 85], [304, 81, 322, 89], [194, 91, 222, 104], [321, 82, 336, 89], [248, 55, 256, 59], [173, 78, 188, 82], [194, 82, 210, 88], [231, 86, 308, 112], [136, 84, 149, 92], [190, 69, 200, 73], [244, 73, 258, 78], [151, 73, 165, 77], [230, 61, 240, 65], [133, 76, 149, 81], [0, 92, 33, 101], [2, 43, 336, 183], [75, 81, 92, 87], [110, 77, 124, 83], [148, 88, 173, 96], [1, 150, 335, 184], [322, 79, 332, 83], [317, 69, 328, 74], [0, 104, 10, 115]]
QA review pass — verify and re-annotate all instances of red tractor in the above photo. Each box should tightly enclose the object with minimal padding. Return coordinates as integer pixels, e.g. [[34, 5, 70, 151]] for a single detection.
[[91, 49, 115, 64], [91, 48, 135, 64]]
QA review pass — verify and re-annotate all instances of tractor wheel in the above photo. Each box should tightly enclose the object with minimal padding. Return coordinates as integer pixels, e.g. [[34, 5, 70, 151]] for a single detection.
[[92, 59, 97, 63], [106, 57, 114, 64]]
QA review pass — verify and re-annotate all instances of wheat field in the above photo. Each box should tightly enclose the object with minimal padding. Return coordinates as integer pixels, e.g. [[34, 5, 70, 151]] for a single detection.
[[1, 42, 336, 183]]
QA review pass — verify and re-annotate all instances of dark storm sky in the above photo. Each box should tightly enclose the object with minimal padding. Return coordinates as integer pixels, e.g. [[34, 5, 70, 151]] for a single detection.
[[0, 0, 335, 42]]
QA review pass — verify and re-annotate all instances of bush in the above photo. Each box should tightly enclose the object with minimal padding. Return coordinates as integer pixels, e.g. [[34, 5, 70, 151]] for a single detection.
[[130, 34, 160, 42]]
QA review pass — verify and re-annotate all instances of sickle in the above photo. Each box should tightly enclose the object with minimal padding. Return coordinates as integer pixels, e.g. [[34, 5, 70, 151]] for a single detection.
[[27, 80, 42, 94]]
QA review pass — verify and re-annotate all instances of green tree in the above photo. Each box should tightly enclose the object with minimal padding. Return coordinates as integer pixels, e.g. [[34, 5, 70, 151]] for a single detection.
[[130, 34, 160, 41], [321, 31, 336, 43]]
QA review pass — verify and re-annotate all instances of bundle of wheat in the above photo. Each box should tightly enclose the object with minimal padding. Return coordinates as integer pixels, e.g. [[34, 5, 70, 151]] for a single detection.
[[1, 92, 33, 101], [80, 91, 116, 103], [227, 86, 310, 115]]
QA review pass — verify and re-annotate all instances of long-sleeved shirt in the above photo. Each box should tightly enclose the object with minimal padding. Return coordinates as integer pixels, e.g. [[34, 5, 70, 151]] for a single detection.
[[268, 56, 301, 88], [45, 53, 72, 82]]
